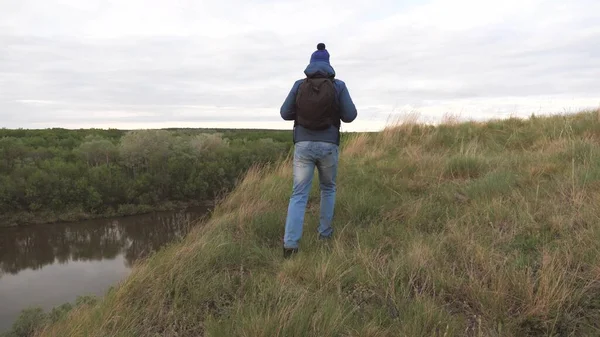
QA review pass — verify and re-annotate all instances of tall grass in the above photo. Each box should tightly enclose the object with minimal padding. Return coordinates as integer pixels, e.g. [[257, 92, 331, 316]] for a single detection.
[[37, 110, 600, 337]]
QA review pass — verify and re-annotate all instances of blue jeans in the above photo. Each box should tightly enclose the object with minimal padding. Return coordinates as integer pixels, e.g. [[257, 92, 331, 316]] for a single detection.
[[284, 141, 339, 249]]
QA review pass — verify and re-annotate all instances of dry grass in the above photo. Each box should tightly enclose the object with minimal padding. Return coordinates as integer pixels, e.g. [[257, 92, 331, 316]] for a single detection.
[[36, 110, 600, 337], [343, 132, 371, 157]]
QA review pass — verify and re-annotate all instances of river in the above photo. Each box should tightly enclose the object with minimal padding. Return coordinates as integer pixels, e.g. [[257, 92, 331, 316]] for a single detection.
[[0, 207, 208, 333]]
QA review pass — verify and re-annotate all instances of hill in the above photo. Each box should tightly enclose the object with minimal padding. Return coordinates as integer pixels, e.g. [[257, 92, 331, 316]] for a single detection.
[[34, 111, 600, 336]]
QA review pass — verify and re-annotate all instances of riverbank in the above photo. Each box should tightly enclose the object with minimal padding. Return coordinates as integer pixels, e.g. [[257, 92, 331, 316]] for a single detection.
[[36, 111, 600, 336], [0, 199, 214, 227]]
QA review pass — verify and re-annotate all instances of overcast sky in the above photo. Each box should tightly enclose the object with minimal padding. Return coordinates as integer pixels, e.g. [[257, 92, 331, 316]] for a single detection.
[[1, 0, 599, 131]]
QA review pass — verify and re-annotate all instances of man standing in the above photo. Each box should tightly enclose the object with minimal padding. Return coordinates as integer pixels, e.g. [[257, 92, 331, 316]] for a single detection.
[[279, 43, 358, 258]]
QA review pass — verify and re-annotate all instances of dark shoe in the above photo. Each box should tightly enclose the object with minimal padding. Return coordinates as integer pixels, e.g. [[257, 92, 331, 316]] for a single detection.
[[318, 234, 332, 241], [283, 247, 298, 259]]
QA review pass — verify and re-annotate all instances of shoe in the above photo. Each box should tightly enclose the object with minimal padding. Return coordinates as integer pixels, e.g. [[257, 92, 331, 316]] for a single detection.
[[318, 234, 332, 241], [283, 247, 298, 259]]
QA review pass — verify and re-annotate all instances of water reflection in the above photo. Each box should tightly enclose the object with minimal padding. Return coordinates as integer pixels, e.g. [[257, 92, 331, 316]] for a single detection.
[[0, 208, 207, 333], [0, 207, 207, 275]]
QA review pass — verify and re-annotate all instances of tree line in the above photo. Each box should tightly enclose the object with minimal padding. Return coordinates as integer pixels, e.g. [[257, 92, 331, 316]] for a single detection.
[[0, 128, 292, 226]]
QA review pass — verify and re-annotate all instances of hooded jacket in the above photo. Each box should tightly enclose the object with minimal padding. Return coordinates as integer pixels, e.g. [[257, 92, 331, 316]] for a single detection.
[[280, 61, 357, 145]]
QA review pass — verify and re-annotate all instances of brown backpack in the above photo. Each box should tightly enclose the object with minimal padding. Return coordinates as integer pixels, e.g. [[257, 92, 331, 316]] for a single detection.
[[295, 77, 340, 130]]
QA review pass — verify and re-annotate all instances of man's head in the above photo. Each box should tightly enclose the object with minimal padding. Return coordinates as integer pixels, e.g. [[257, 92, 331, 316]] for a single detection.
[[310, 43, 330, 64]]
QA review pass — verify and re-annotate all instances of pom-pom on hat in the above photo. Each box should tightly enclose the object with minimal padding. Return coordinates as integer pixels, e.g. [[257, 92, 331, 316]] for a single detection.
[[310, 43, 330, 64]]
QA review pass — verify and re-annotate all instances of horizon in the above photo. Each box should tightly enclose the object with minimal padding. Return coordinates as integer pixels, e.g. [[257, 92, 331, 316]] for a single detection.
[[2, 0, 599, 131], [2, 109, 598, 133]]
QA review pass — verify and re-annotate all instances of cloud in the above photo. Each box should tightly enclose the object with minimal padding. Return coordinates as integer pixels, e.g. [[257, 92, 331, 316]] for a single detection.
[[1, 0, 599, 131]]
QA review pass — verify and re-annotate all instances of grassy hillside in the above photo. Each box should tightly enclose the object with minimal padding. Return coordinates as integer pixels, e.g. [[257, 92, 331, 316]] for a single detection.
[[36, 111, 600, 336]]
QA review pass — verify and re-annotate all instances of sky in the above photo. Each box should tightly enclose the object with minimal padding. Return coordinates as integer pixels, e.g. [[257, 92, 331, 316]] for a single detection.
[[1, 0, 599, 131]]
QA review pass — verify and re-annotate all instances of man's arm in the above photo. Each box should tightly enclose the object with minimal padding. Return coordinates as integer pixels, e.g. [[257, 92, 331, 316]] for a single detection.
[[280, 80, 302, 121], [338, 82, 357, 123]]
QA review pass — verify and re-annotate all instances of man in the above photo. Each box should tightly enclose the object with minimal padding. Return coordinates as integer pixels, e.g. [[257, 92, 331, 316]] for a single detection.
[[279, 43, 358, 258]]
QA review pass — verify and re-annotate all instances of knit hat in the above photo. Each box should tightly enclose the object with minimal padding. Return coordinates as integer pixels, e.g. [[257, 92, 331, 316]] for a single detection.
[[310, 43, 330, 64]]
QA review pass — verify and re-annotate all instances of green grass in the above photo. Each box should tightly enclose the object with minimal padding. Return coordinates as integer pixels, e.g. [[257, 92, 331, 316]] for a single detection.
[[36, 110, 600, 337]]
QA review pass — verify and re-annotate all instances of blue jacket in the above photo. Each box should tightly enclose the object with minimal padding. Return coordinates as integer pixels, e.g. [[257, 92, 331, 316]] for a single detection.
[[280, 61, 357, 145]]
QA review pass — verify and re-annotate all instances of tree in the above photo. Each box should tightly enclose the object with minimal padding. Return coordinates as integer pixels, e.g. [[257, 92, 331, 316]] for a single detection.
[[189, 133, 229, 154], [119, 130, 174, 175], [75, 135, 118, 167], [0, 137, 28, 172]]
